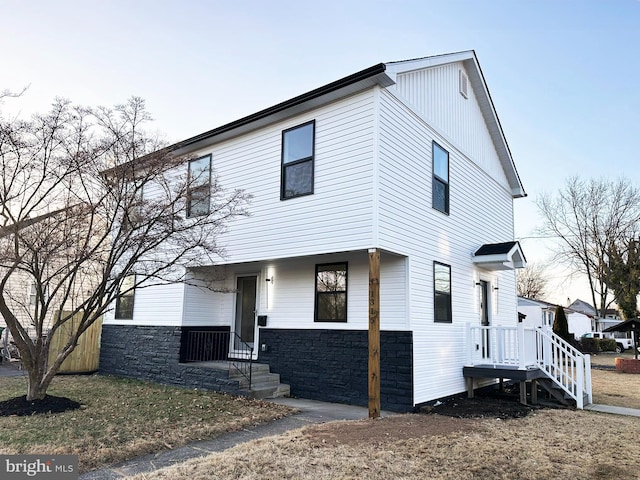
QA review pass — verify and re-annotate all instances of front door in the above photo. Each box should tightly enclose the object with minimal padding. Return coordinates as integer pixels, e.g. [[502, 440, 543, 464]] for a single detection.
[[234, 276, 257, 354], [480, 280, 490, 358]]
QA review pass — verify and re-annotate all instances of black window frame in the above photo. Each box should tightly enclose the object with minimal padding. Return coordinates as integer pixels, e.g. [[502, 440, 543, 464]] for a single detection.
[[281, 120, 315, 200], [432, 141, 450, 214], [433, 262, 452, 323], [187, 154, 212, 218], [314, 262, 348, 323], [115, 274, 136, 320]]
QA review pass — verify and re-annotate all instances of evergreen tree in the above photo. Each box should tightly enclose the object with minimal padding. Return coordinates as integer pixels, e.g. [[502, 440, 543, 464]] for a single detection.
[[553, 306, 573, 343]]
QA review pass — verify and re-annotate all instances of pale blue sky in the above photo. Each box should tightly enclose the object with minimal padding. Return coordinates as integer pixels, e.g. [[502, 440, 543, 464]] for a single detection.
[[2, 0, 639, 305]]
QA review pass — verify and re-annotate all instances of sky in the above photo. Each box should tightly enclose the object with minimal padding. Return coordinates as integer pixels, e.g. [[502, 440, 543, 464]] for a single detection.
[[2, 0, 639, 306]]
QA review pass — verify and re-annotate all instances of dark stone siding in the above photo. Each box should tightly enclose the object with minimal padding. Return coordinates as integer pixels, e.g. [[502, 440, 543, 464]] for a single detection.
[[99, 325, 240, 394], [257, 329, 413, 412]]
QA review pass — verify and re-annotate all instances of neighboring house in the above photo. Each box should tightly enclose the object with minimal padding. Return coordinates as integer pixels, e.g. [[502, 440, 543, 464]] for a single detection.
[[517, 297, 591, 339], [100, 50, 530, 412], [568, 299, 622, 332], [0, 271, 48, 341], [568, 299, 597, 331]]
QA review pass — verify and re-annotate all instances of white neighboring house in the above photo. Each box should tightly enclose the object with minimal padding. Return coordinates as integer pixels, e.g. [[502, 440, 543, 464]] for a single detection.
[[517, 297, 591, 339], [100, 51, 530, 412], [0, 271, 53, 343], [568, 298, 625, 333]]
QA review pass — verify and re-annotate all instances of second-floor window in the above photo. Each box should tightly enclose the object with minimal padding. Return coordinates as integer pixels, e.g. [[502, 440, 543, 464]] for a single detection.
[[281, 120, 315, 200], [432, 142, 449, 214], [187, 155, 211, 217]]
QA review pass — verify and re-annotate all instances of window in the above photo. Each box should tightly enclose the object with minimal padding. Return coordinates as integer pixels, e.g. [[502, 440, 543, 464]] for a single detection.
[[123, 183, 145, 229], [187, 155, 211, 217], [432, 142, 449, 214], [281, 120, 315, 199], [28, 283, 48, 314], [115, 275, 136, 319], [315, 263, 347, 322], [459, 69, 469, 99], [434, 262, 452, 323], [29, 284, 37, 308]]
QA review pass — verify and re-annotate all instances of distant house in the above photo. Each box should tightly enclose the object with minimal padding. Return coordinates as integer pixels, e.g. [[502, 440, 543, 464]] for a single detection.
[[518, 297, 591, 339], [99, 51, 574, 412], [568, 299, 622, 332]]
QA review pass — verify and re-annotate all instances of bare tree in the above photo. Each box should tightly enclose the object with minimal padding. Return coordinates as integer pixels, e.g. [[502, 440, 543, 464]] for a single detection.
[[0, 96, 249, 401], [516, 262, 549, 299], [537, 177, 640, 318]]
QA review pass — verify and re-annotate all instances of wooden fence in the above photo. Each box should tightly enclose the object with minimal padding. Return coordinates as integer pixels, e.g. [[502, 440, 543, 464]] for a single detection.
[[48, 312, 102, 374]]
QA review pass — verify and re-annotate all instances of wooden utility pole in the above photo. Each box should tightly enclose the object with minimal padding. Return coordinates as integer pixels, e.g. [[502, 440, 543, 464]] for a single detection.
[[368, 248, 381, 419]]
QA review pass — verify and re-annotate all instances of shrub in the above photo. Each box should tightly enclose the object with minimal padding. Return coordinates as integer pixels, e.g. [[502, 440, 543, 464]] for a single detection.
[[577, 338, 617, 353], [599, 338, 617, 352], [579, 338, 599, 353]]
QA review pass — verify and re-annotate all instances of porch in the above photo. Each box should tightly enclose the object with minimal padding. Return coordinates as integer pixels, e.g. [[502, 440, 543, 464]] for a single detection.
[[464, 323, 592, 409], [180, 328, 290, 399]]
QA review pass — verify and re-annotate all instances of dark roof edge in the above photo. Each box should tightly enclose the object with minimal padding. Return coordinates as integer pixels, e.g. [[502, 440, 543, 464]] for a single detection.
[[469, 50, 526, 197], [170, 63, 387, 152]]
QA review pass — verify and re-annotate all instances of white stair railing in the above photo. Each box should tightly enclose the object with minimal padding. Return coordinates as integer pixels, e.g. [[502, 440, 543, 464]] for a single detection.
[[466, 323, 592, 409], [535, 325, 592, 409]]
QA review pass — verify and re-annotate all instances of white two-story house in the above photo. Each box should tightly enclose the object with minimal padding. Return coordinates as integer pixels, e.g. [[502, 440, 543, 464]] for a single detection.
[[100, 50, 528, 412]]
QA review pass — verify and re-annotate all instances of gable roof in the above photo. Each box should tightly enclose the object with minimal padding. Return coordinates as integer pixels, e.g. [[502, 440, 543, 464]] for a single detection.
[[568, 299, 596, 317], [472, 241, 526, 271], [160, 51, 524, 198], [382, 51, 524, 198]]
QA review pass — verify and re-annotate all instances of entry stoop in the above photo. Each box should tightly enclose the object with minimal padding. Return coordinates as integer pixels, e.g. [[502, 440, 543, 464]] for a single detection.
[[229, 363, 290, 400]]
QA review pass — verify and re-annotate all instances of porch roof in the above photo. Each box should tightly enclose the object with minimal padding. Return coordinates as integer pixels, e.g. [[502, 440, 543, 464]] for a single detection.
[[472, 241, 526, 271]]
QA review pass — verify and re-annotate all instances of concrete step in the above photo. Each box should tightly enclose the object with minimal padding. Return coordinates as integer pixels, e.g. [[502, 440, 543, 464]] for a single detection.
[[228, 363, 270, 378], [236, 373, 281, 390], [227, 362, 289, 399], [249, 383, 291, 400]]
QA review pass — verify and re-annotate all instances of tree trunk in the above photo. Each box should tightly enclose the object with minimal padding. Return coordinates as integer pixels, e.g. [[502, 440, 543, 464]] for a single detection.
[[26, 374, 50, 401], [23, 346, 52, 401]]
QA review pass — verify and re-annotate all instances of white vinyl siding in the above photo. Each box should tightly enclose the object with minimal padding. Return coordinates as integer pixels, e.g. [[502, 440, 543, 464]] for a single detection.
[[376, 87, 518, 404], [190, 90, 377, 264], [182, 251, 407, 331], [394, 62, 508, 191], [104, 282, 185, 326]]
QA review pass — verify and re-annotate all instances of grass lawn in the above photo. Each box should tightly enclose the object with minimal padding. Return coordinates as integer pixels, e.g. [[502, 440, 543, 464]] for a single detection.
[[128, 409, 640, 480], [124, 364, 640, 480], [1, 360, 638, 479], [589, 351, 640, 409], [0, 374, 292, 473]]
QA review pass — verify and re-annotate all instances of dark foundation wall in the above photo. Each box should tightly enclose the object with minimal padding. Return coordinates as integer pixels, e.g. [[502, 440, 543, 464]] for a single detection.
[[257, 329, 413, 412], [99, 325, 240, 394]]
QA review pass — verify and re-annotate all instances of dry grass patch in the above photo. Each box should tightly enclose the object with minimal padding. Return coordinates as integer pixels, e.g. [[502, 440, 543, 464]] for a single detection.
[[129, 410, 640, 480], [591, 368, 640, 409], [588, 351, 640, 409], [589, 351, 636, 368], [0, 375, 292, 473]]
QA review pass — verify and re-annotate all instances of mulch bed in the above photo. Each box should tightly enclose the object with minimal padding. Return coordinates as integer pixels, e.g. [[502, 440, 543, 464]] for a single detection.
[[0, 395, 81, 416], [421, 385, 550, 419]]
